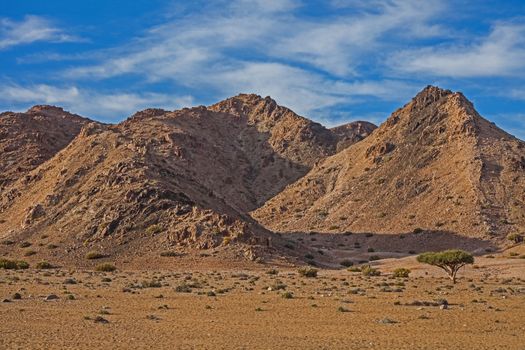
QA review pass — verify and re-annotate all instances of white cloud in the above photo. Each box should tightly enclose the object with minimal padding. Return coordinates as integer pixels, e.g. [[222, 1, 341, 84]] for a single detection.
[[63, 0, 445, 80], [0, 15, 79, 50], [0, 83, 193, 120], [391, 22, 525, 77], [56, 0, 435, 119]]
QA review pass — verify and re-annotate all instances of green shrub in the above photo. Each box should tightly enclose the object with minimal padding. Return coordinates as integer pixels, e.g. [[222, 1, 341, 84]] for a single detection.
[[141, 280, 162, 288], [298, 267, 318, 278], [369, 255, 380, 261], [20, 241, 32, 248], [95, 263, 116, 272], [0, 259, 18, 269], [16, 260, 30, 269], [0, 259, 29, 270], [367, 247, 375, 252], [413, 228, 423, 234], [281, 291, 293, 299], [36, 261, 53, 269], [24, 250, 37, 257], [507, 233, 523, 243], [85, 251, 105, 260], [361, 265, 381, 276], [304, 253, 314, 260], [392, 268, 411, 278], [146, 224, 163, 236], [175, 283, 192, 293], [347, 266, 361, 272], [160, 251, 180, 257]]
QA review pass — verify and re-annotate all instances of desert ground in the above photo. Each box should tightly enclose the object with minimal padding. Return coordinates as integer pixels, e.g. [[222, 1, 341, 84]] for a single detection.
[[2, 247, 524, 350]]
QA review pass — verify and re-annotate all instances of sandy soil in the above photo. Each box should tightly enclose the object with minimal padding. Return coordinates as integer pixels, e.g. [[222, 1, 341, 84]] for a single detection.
[[1, 255, 524, 350]]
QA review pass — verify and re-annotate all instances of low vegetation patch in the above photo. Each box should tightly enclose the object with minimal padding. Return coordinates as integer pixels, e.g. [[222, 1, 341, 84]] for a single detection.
[[85, 251, 105, 260], [146, 224, 163, 235], [160, 251, 181, 257], [142, 280, 162, 288], [298, 267, 318, 278], [36, 261, 53, 269], [361, 265, 381, 276], [507, 233, 523, 244], [392, 268, 411, 278], [95, 263, 116, 272], [0, 259, 29, 270]]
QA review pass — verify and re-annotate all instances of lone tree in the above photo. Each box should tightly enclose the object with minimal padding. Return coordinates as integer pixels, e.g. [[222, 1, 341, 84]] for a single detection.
[[417, 249, 474, 283]]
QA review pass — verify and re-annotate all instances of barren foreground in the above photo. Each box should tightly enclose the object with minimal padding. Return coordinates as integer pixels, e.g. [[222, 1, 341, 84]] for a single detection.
[[1, 253, 524, 350]]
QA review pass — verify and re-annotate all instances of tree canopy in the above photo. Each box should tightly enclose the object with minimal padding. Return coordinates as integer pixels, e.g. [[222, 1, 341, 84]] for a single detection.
[[417, 249, 474, 283]]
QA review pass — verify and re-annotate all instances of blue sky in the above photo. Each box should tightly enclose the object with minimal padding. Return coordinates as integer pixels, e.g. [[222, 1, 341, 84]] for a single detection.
[[1, 0, 525, 139]]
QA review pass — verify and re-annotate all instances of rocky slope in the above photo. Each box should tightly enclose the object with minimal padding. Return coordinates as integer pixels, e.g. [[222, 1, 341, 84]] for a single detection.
[[0, 105, 91, 188], [0, 95, 373, 265], [253, 86, 525, 241]]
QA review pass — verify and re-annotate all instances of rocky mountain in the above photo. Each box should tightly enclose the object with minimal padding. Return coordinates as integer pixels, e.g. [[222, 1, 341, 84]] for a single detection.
[[0, 95, 373, 265], [330, 121, 377, 152], [252, 86, 525, 241], [0, 106, 91, 188]]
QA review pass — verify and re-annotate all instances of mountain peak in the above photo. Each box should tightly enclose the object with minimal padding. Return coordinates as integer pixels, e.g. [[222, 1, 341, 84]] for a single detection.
[[27, 105, 66, 114], [411, 85, 453, 109], [208, 93, 277, 117]]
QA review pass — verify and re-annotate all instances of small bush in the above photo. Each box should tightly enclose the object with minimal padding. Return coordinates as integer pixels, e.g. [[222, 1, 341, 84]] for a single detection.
[[507, 233, 523, 243], [142, 280, 162, 288], [340, 260, 354, 267], [369, 255, 380, 261], [304, 253, 314, 260], [266, 269, 278, 275], [413, 228, 423, 234], [24, 250, 37, 257], [348, 266, 361, 272], [0, 259, 18, 269], [85, 251, 105, 260], [20, 241, 32, 248], [361, 265, 381, 276], [0, 259, 29, 270], [160, 251, 180, 257], [16, 260, 29, 269], [36, 261, 53, 269], [95, 263, 116, 272], [367, 247, 375, 253], [392, 268, 411, 278], [175, 283, 192, 293], [298, 267, 318, 278], [146, 224, 163, 235], [281, 291, 293, 299]]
